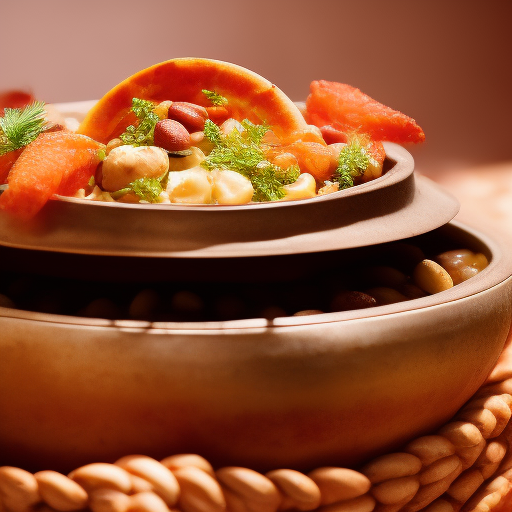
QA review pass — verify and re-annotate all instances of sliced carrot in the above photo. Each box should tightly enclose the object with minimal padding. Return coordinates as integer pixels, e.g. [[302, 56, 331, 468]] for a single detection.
[[0, 132, 102, 219], [306, 81, 425, 144], [0, 148, 23, 184]]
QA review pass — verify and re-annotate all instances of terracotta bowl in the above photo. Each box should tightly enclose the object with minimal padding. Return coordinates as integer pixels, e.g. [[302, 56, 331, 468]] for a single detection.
[[0, 221, 511, 473]]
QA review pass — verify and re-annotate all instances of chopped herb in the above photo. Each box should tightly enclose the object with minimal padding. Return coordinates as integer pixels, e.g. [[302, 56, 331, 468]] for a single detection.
[[202, 118, 298, 201], [0, 102, 48, 156], [112, 177, 163, 203], [334, 136, 370, 190], [202, 89, 228, 106], [119, 98, 159, 147]]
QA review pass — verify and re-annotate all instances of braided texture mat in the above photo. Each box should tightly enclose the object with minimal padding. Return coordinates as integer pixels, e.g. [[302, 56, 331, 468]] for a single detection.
[[3, 377, 512, 512]]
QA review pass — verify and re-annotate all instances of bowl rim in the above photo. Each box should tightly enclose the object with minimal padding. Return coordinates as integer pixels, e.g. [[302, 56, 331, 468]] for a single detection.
[[0, 143, 460, 258], [1, 220, 511, 332]]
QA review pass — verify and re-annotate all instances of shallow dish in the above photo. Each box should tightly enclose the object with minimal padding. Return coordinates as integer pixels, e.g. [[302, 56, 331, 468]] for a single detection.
[[0, 221, 510, 473], [0, 143, 458, 258]]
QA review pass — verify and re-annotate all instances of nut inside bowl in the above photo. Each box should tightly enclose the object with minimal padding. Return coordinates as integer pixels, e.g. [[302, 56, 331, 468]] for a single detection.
[[0, 220, 511, 473]]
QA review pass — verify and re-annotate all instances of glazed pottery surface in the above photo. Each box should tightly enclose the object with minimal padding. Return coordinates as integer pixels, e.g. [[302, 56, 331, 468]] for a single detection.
[[0, 222, 511, 473]]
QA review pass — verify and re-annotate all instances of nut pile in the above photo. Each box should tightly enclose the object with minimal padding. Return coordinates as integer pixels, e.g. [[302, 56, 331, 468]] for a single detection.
[[0, 241, 488, 322], [1, 375, 512, 512]]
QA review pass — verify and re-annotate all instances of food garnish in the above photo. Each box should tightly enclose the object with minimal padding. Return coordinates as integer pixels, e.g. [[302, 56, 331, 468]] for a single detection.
[[0, 102, 48, 156], [202, 119, 300, 201], [202, 89, 228, 106], [113, 177, 164, 203], [119, 98, 159, 147]]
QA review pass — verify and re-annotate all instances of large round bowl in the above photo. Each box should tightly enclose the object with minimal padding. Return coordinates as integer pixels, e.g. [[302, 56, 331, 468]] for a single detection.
[[0, 221, 511, 473]]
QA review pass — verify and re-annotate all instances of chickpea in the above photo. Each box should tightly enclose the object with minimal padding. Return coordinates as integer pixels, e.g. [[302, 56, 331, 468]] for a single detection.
[[168, 147, 206, 172], [167, 167, 213, 204], [211, 169, 254, 205], [282, 173, 316, 201], [101, 145, 169, 192]]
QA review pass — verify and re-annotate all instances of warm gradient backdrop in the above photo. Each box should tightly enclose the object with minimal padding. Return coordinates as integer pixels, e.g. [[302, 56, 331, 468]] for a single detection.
[[1, 0, 511, 172]]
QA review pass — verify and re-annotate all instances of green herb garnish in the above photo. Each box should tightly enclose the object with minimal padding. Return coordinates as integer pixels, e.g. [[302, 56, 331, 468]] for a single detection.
[[202, 119, 298, 201], [0, 102, 48, 156], [334, 136, 370, 190], [202, 89, 228, 106], [119, 98, 159, 147], [112, 176, 163, 203]]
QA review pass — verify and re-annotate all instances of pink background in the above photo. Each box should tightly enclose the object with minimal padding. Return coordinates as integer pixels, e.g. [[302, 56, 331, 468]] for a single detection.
[[1, 0, 511, 172]]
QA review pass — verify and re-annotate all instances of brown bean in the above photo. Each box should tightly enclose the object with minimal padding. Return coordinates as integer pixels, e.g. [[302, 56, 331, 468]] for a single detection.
[[413, 260, 453, 294], [68, 463, 132, 494], [0, 467, 40, 512], [364, 287, 407, 306], [266, 469, 321, 511], [308, 467, 370, 505], [173, 465, 225, 512], [168, 103, 208, 133], [361, 453, 422, 484], [35, 471, 88, 511], [115, 455, 179, 506], [330, 291, 377, 312], [405, 435, 456, 466]]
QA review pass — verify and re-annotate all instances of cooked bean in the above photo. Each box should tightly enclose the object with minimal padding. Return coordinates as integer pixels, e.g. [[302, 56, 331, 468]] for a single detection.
[[413, 259, 453, 294], [435, 249, 488, 285]]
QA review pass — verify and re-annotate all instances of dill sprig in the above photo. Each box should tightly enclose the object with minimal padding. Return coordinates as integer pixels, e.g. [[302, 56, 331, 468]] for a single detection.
[[119, 98, 159, 147], [202, 89, 228, 106], [112, 176, 163, 203], [202, 119, 298, 201], [0, 101, 48, 156], [334, 136, 370, 190]]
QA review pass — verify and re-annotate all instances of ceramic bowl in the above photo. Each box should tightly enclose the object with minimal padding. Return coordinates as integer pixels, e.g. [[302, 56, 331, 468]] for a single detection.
[[0, 220, 511, 473]]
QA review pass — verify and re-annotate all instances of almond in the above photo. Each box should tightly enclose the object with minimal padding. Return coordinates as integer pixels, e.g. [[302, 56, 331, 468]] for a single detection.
[[168, 102, 208, 132], [154, 119, 191, 152]]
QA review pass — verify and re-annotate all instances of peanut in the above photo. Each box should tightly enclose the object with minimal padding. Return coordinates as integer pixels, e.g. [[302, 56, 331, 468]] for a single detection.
[[405, 436, 456, 466], [0, 467, 40, 512], [89, 489, 131, 512], [371, 476, 419, 505], [173, 465, 225, 512], [266, 469, 321, 511], [216, 467, 280, 512], [419, 455, 461, 485], [115, 455, 179, 506], [308, 467, 371, 505], [34, 471, 88, 511], [362, 453, 422, 484], [68, 463, 132, 494]]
